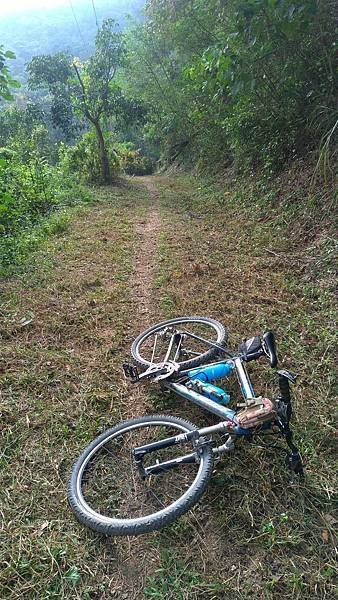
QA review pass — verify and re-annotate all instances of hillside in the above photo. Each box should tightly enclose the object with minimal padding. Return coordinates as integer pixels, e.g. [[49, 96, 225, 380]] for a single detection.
[[0, 0, 144, 80], [1, 166, 336, 598], [0, 0, 336, 598]]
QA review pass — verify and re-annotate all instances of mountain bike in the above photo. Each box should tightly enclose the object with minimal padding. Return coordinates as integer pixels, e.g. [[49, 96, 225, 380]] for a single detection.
[[68, 316, 304, 536]]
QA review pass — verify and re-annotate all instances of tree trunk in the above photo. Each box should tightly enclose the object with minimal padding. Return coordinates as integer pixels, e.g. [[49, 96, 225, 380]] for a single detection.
[[92, 119, 111, 183]]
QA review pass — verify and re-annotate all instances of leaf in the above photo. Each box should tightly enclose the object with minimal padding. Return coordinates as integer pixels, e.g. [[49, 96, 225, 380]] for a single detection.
[[8, 78, 21, 88], [4, 50, 16, 59], [232, 80, 243, 95], [0, 90, 13, 101], [321, 530, 329, 543], [64, 566, 81, 584]]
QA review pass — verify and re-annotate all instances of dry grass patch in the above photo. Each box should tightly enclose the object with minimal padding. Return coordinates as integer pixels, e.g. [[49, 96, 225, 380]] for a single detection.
[[147, 172, 337, 599], [0, 181, 164, 599]]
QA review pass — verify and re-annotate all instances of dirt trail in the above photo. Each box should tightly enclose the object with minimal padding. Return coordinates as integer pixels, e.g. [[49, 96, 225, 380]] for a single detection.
[[111, 178, 163, 598], [117, 177, 162, 422], [131, 177, 161, 325], [140, 177, 160, 199]]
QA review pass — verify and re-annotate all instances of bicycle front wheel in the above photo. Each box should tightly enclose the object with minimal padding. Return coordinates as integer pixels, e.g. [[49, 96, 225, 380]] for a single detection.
[[68, 414, 213, 536]]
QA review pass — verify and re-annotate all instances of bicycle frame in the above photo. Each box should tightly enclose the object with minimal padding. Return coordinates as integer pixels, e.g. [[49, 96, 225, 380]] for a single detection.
[[133, 357, 270, 475], [166, 357, 254, 425], [130, 329, 303, 478]]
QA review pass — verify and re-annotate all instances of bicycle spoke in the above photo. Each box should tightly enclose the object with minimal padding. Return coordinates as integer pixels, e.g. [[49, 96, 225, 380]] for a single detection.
[[173, 334, 183, 362], [80, 423, 202, 520], [134, 318, 226, 367], [150, 333, 158, 364]]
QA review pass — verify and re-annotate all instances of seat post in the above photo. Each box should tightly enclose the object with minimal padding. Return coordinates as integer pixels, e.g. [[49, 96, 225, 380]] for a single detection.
[[233, 358, 255, 400]]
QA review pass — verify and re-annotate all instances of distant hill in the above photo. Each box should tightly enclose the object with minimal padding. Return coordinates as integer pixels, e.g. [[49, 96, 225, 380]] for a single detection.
[[0, 0, 144, 80]]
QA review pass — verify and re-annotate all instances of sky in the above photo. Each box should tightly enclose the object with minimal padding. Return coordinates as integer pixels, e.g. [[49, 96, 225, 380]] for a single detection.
[[0, 0, 100, 16]]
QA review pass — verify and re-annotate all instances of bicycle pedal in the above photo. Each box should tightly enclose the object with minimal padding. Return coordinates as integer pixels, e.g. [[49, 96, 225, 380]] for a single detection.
[[122, 363, 139, 383]]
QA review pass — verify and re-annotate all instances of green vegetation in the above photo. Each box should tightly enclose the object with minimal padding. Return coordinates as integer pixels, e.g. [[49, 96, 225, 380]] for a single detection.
[[125, 0, 336, 172], [0, 46, 20, 100], [27, 19, 125, 182], [0, 0, 336, 598], [0, 103, 92, 276]]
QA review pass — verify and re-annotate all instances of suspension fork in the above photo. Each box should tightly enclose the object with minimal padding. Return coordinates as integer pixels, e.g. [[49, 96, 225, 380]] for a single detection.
[[132, 421, 234, 478]]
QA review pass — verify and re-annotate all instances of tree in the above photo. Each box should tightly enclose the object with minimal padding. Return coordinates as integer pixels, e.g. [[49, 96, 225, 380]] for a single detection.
[[125, 0, 336, 171], [27, 19, 125, 183], [0, 45, 20, 100]]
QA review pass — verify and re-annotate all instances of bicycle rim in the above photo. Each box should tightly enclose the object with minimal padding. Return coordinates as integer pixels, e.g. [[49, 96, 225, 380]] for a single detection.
[[72, 417, 212, 533], [131, 316, 227, 369]]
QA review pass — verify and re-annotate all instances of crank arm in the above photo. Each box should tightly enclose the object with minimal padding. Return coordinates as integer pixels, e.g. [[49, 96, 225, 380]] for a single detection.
[[137, 366, 167, 381]]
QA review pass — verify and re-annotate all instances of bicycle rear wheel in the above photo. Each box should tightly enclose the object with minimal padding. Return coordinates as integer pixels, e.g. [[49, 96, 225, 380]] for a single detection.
[[131, 316, 228, 371], [68, 414, 213, 536]]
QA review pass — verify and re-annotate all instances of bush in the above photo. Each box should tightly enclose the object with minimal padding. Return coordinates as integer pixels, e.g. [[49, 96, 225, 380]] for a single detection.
[[0, 148, 91, 236], [60, 133, 154, 181], [59, 130, 120, 183], [117, 142, 154, 175], [0, 134, 93, 274]]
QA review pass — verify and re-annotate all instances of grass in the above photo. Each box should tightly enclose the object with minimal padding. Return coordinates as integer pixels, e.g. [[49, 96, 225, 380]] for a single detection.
[[150, 167, 336, 599], [0, 182, 95, 279], [144, 550, 202, 599], [1, 181, 156, 599], [0, 169, 336, 599]]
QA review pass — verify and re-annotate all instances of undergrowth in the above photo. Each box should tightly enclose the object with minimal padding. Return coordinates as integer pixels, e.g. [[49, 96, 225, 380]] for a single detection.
[[152, 163, 337, 599], [0, 171, 336, 599], [0, 141, 95, 277]]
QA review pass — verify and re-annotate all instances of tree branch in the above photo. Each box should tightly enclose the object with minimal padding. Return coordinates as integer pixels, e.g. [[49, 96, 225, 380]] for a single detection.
[[72, 62, 95, 122]]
